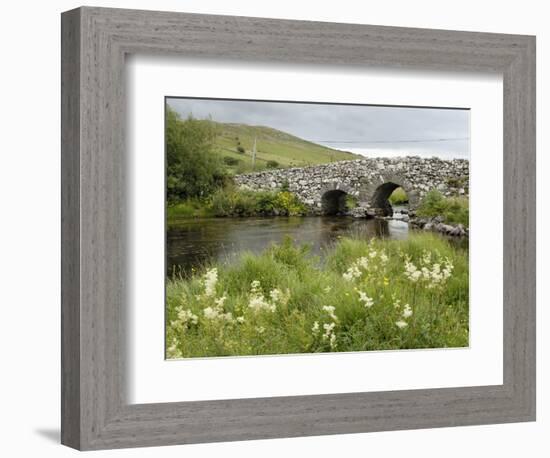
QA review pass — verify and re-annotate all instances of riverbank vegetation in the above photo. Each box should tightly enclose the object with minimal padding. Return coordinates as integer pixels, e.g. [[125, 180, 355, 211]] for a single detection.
[[416, 190, 469, 226], [167, 186, 308, 219], [389, 187, 408, 205], [166, 232, 469, 358]]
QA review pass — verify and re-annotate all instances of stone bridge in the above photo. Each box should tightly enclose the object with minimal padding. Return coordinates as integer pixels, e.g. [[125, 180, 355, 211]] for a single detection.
[[234, 157, 469, 216]]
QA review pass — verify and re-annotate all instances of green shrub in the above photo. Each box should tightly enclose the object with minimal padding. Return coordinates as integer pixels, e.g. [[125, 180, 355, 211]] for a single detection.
[[389, 187, 408, 205], [266, 160, 279, 169], [223, 156, 240, 166], [417, 189, 469, 226], [167, 198, 214, 220], [166, 107, 227, 202], [236, 145, 245, 154], [273, 191, 307, 216], [208, 188, 307, 217], [345, 194, 358, 209]]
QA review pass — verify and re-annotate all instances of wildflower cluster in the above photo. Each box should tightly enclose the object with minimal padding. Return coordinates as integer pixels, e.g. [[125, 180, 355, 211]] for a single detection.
[[394, 300, 413, 329], [342, 248, 389, 281], [166, 304, 201, 359], [404, 251, 454, 288], [203, 294, 234, 322], [174, 307, 199, 327], [312, 305, 339, 349], [202, 267, 218, 297], [357, 290, 374, 308], [248, 280, 289, 313], [196, 268, 235, 323], [166, 233, 468, 358]]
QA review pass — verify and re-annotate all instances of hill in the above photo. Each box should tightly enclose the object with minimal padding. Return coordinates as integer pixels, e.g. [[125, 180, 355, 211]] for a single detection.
[[210, 122, 360, 173]]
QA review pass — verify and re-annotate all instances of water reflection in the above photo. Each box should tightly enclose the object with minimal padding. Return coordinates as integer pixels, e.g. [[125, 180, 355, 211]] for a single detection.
[[167, 216, 409, 276]]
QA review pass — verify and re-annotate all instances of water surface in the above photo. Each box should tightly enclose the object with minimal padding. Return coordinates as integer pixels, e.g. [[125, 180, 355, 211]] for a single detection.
[[167, 215, 411, 277]]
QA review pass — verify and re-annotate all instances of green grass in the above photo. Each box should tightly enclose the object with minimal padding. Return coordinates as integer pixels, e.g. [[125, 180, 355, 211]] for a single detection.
[[166, 233, 469, 358], [167, 199, 216, 219], [416, 189, 469, 226], [168, 187, 308, 222], [211, 122, 360, 174], [389, 187, 408, 205]]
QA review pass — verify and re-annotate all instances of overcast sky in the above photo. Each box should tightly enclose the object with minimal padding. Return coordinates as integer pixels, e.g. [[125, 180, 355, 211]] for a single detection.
[[167, 98, 470, 159]]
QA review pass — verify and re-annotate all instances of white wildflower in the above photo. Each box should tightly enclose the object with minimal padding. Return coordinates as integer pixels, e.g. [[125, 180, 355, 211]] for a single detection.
[[395, 320, 408, 329], [358, 290, 374, 308], [177, 308, 199, 325], [269, 288, 282, 303], [248, 294, 274, 312], [269, 288, 290, 306], [421, 266, 431, 280], [203, 306, 219, 320], [357, 256, 370, 269], [329, 333, 337, 349], [312, 321, 320, 334], [380, 252, 389, 264], [404, 260, 421, 282], [322, 322, 336, 338], [343, 265, 361, 281], [214, 295, 227, 308], [322, 305, 338, 321], [402, 304, 413, 318], [256, 326, 265, 334], [166, 341, 182, 359], [236, 316, 245, 324], [324, 286, 332, 293], [248, 280, 277, 313], [202, 268, 218, 297]]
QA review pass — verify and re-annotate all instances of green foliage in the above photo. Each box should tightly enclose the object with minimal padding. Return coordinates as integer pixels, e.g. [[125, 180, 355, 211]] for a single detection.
[[223, 156, 240, 166], [389, 187, 408, 205], [236, 145, 245, 154], [166, 107, 227, 202], [345, 194, 358, 209], [266, 160, 279, 169], [166, 233, 469, 358], [273, 191, 308, 216], [417, 189, 469, 226], [207, 188, 307, 217], [167, 199, 215, 219], [445, 176, 468, 192]]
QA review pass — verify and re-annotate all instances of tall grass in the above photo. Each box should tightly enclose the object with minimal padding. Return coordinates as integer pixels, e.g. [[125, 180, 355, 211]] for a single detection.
[[166, 233, 469, 358], [416, 189, 469, 226], [168, 187, 308, 221]]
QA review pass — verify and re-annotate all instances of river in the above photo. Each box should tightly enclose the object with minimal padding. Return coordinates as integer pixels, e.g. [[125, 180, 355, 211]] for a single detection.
[[166, 210, 428, 277]]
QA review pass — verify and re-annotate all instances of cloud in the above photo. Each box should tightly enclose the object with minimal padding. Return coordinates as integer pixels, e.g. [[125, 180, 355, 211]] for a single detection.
[[167, 97, 470, 159]]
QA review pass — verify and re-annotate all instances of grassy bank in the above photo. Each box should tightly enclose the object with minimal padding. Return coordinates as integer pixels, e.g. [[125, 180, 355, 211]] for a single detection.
[[416, 190, 469, 226], [168, 187, 308, 221], [166, 233, 469, 358]]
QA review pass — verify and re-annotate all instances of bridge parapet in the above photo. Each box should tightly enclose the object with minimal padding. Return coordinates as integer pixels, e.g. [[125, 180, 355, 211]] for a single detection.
[[234, 157, 469, 215]]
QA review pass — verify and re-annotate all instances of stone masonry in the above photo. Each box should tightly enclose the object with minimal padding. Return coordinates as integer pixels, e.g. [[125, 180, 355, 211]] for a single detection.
[[234, 157, 469, 216]]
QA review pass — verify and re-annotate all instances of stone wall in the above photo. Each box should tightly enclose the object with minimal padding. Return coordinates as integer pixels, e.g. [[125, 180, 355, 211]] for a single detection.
[[234, 157, 469, 215]]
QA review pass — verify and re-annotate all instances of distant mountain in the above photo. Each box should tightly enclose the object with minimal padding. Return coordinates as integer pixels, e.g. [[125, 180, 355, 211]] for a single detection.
[[210, 122, 360, 174]]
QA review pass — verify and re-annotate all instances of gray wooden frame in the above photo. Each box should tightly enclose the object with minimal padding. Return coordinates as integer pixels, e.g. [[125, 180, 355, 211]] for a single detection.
[[61, 6, 536, 451]]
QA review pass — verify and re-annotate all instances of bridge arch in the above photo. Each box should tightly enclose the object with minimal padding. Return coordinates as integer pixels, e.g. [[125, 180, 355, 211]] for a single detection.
[[319, 182, 360, 216], [321, 189, 348, 215], [368, 173, 419, 217]]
